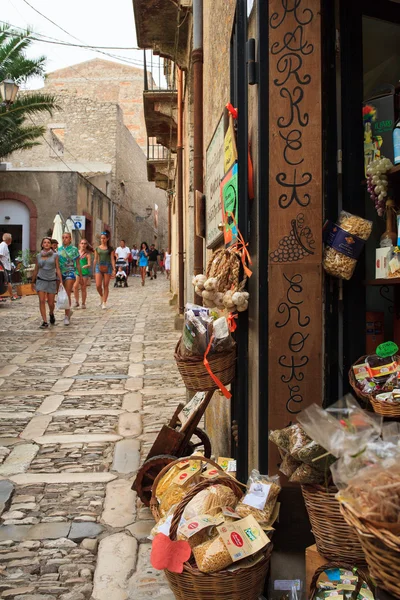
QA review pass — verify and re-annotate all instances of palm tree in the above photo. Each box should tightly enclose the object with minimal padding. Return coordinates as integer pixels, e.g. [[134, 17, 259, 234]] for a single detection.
[[0, 24, 59, 159]]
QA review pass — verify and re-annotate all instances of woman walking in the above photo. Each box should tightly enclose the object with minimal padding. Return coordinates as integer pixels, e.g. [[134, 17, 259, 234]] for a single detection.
[[31, 237, 63, 328], [138, 242, 149, 286], [58, 233, 84, 325], [73, 239, 92, 309], [93, 232, 116, 308], [164, 248, 171, 280]]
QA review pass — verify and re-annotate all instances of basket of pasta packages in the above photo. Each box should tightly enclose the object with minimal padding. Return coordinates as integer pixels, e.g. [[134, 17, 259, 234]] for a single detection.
[[149, 456, 279, 600], [349, 341, 400, 418], [268, 395, 383, 565]]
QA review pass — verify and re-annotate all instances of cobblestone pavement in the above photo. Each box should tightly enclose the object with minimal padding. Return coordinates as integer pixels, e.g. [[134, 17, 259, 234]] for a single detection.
[[0, 277, 183, 600]]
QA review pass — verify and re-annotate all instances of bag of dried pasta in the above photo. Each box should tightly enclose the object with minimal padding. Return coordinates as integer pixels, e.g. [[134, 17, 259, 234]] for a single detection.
[[235, 470, 281, 524], [193, 534, 233, 573], [323, 211, 372, 280], [279, 453, 301, 478], [182, 484, 239, 521], [159, 461, 202, 516]]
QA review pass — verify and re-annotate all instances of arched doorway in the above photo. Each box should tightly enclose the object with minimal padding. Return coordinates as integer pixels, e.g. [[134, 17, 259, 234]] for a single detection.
[[0, 192, 37, 260]]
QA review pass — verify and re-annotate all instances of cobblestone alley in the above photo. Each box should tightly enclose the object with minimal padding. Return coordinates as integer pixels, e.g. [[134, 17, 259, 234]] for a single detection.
[[0, 278, 183, 600]]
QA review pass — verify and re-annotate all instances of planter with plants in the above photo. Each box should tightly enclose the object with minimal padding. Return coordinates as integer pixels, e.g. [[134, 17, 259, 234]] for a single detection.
[[15, 250, 37, 296]]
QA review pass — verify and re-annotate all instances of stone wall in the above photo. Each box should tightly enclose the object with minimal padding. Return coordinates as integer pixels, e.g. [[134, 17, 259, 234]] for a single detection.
[[202, 0, 237, 461], [203, 0, 236, 153], [115, 110, 168, 248], [45, 59, 148, 152]]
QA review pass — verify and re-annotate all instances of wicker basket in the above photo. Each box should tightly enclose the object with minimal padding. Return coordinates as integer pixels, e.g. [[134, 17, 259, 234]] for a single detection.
[[150, 456, 225, 522], [309, 561, 374, 600], [174, 338, 236, 392], [302, 485, 366, 564], [341, 502, 400, 599], [165, 473, 272, 600], [349, 356, 400, 417]]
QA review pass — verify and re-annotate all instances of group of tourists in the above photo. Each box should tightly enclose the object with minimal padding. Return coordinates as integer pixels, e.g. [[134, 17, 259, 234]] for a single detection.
[[0, 231, 171, 329]]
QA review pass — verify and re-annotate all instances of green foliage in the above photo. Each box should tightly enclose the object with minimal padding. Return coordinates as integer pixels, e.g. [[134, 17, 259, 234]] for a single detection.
[[15, 249, 37, 283], [0, 24, 59, 159]]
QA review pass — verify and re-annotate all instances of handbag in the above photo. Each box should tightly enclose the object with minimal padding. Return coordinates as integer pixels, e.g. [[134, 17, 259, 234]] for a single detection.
[[99, 265, 109, 274], [56, 284, 70, 310], [127, 253, 133, 263]]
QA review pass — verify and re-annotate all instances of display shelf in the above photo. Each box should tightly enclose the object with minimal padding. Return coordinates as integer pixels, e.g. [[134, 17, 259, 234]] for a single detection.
[[365, 278, 400, 286]]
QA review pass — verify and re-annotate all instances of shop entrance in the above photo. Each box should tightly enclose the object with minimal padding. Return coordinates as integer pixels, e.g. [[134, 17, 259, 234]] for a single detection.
[[0, 225, 22, 262], [329, 0, 400, 399]]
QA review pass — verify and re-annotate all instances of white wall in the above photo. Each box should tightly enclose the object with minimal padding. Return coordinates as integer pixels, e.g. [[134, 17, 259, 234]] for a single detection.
[[0, 199, 30, 251]]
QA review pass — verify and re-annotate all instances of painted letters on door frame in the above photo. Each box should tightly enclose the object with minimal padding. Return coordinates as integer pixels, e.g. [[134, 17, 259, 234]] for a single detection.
[[268, 0, 322, 473]]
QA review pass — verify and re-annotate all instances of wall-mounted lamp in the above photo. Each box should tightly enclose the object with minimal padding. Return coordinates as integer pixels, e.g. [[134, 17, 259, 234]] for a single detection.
[[4, 216, 10, 220]]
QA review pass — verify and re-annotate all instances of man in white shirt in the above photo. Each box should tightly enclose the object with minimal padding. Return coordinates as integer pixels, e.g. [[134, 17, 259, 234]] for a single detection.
[[115, 240, 131, 275], [0, 233, 16, 300]]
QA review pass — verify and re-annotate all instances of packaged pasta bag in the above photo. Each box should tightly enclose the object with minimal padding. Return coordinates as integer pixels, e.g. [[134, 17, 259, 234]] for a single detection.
[[236, 470, 281, 525], [193, 534, 233, 573], [323, 211, 372, 280], [279, 453, 301, 478], [269, 426, 292, 451], [182, 484, 239, 521], [159, 460, 202, 517]]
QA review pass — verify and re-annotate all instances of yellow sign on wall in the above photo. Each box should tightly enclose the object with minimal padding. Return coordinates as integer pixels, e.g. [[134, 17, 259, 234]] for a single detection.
[[224, 114, 238, 173]]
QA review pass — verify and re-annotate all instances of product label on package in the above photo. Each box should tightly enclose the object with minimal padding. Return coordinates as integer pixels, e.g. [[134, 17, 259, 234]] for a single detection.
[[324, 222, 365, 259], [217, 514, 270, 562], [179, 514, 223, 538], [369, 361, 398, 379], [201, 467, 220, 479], [172, 462, 201, 486], [242, 482, 271, 510]]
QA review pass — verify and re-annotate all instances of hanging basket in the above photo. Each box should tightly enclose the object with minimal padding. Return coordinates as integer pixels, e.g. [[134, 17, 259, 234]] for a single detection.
[[341, 502, 400, 599], [309, 561, 375, 600], [302, 485, 366, 564], [163, 471, 272, 600], [174, 338, 236, 392], [349, 356, 400, 417], [150, 456, 224, 522]]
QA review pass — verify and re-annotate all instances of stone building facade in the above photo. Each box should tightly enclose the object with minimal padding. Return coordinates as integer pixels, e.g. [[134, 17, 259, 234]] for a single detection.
[[0, 171, 113, 258], [9, 92, 167, 249], [44, 59, 148, 152]]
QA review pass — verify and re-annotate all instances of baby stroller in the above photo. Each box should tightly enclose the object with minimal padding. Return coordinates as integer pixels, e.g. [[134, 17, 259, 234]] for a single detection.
[[114, 258, 128, 288]]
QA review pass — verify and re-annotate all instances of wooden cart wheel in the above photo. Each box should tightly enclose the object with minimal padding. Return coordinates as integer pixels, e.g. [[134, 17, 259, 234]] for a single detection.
[[133, 454, 175, 507], [185, 427, 212, 458]]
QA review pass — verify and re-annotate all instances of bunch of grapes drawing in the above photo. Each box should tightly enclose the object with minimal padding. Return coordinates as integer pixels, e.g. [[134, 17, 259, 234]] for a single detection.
[[270, 214, 315, 263]]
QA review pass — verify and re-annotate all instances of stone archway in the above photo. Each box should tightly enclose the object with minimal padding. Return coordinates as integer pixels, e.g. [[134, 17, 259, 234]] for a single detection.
[[0, 192, 37, 251]]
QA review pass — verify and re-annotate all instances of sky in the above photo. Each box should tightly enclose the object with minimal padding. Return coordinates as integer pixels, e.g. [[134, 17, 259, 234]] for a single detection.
[[1, 0, 145, 89]]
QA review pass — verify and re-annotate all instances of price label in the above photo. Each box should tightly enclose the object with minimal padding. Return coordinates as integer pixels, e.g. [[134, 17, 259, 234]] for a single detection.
[[376, 341, 399, 358]]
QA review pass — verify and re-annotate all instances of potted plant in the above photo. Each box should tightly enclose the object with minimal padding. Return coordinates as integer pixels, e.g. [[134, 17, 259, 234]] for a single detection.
[[15, 249, 37, 296]]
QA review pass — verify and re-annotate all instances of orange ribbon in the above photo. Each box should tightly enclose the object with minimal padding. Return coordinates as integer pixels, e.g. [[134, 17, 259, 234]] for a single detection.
[[228, 211, 252, 278], [227, 312, 238, 332], [203, 335, 232, 399]]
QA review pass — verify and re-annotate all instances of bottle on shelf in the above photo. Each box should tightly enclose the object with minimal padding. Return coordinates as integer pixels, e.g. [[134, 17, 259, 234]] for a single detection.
[[380, 198, 398, 247], [393, 116, 400, 165]]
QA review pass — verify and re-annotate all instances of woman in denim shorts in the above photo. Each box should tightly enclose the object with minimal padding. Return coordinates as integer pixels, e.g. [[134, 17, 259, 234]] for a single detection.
[[58, 233, 84, 326], [93, 232, 116, 309]]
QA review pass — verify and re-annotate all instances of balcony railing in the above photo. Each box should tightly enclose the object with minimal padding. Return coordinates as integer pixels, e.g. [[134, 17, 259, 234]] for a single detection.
[[143, 50, 176, 92], [147, 138, 169, 161]]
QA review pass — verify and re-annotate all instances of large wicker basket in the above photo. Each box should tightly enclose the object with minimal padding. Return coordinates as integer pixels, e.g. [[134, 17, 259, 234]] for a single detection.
[[349, 356, 400, 417], [174, 338, 236, 392], [302, 485, 366, 564], [164, 473, 272, 600], [150, 456, 224, 522], [309, 561, 375, 600], [341, 502, 400, 599]]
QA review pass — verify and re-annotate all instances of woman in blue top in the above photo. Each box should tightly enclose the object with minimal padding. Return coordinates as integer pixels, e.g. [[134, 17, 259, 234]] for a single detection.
[[138, 242, 149, 287]]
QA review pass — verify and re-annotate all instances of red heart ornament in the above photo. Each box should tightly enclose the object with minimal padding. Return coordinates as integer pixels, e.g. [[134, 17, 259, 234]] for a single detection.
[[151, 533, 192, 574]]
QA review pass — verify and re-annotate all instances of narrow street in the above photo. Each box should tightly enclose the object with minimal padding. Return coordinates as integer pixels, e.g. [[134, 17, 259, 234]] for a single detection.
[[0, 278, 181, 600]]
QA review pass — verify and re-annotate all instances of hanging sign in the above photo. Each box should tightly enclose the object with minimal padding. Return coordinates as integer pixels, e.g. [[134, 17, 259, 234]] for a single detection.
[[70, 216, 86, 230], [221, 162, 238, 246], [206, 115, 225, 248], [224, 114, 238, 173]]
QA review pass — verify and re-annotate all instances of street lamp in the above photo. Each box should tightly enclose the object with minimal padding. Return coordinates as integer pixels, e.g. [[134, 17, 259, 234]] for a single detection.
[[0, 77, 19, 107]]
